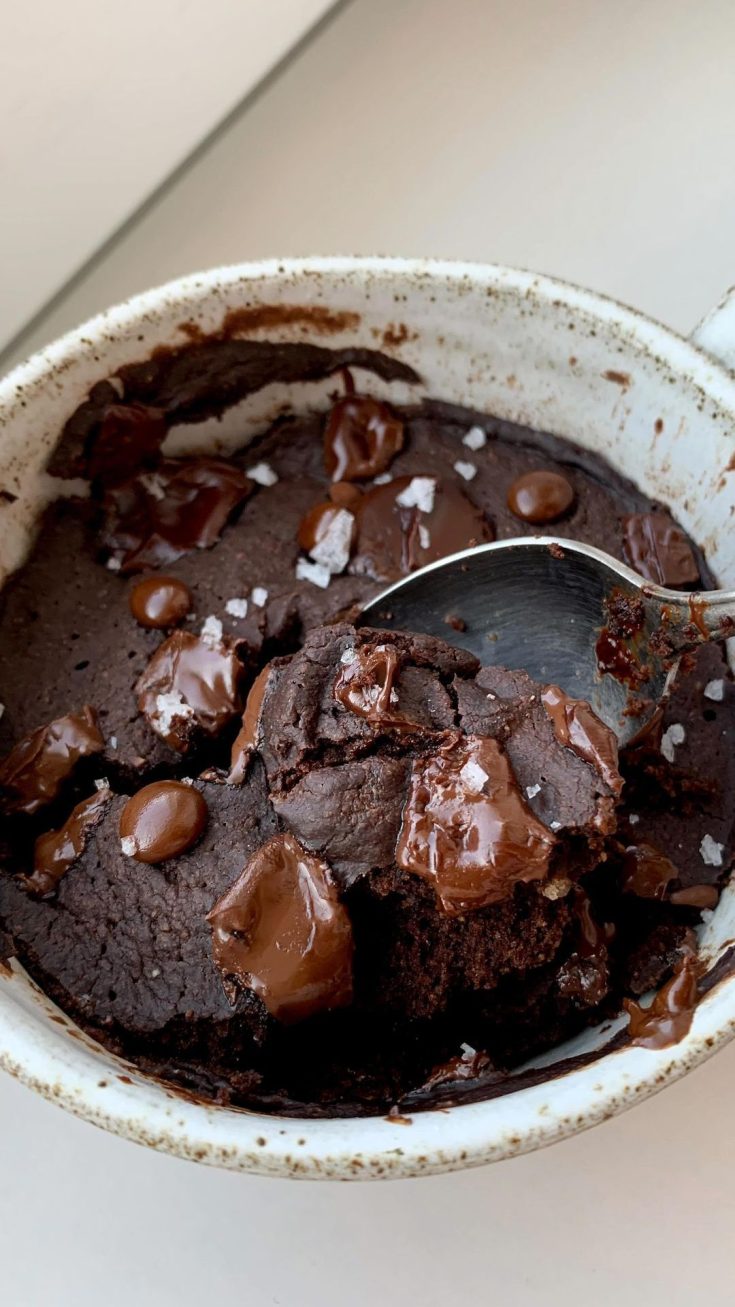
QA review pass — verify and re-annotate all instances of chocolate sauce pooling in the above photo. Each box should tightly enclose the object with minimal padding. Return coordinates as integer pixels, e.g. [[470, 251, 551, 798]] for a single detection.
[[623, 512, 700, 588], [129, 576, 193, 628], [351, 476, 493, 583], [136, 631, 244, 752], [541, 685, 622, 795], [207, 832, 354, 1023], [396, 734, 556, 914], [119, 780, 208, 864], [507, 470, 575, 524], [334, 643, 416, 729], [0, 707, 104, 815], [25, 788, 112, 897], [102, 457, 253, 572], [324, 394, 404, 482], [229, 666, 273, 783], [623, 950, 699, 1049]]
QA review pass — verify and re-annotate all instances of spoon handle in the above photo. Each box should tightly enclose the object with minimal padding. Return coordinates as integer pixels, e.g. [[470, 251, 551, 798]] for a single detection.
[[655, 588, 735, 655]]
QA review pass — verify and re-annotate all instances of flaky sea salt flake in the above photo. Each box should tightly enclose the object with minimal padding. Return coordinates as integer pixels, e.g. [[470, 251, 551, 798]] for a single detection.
[[373, 473, 393, 485], [418, 524, 431, 550], [453, 459, 477, 481], [296, 558, 331, 589], [460, 759, 488, 793], [704, 679, 725, 702], [526, 784, 542, 799], [225, 598, 249, 618], [247, 462, 278, 487], [395, 476, 436, 514], [700, 834, 724, 867], [463, 426, 487, 451], [309, 508, 354, 574], [661, 722, 686, 762], [120, 836, 136, 857], [139, 472, 167, 500], [251, 586, 269, 607], [154, 691, 194, 734], [200, 615, 223, 646]]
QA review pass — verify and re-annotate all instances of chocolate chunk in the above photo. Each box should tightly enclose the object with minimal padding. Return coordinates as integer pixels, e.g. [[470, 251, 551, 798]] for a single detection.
[[396, 735, 556, 914], [297, 500, 355, 574], [207, 833, 354, 1022], [0, 707, 104, 815], [324, 394, 404, 481], [129, 576, 193, 628], [334, 643, 418, 730], [350, 476, 493, 583], [622, 842, 678, 899], [623, 948, 699, 1049], [136, 631, 244, 752], [86, 403, 167, 485], [669, 884, 719, 909], [119, 780, 208, 864], [329, 481, 362, 509], [102, 457, 253, 572], [541, 685, 622, 796], [507, 470, 575, 524], [229, 666, 273, 784], [623, 512, 700, 588], [25, 788, 112, 897]]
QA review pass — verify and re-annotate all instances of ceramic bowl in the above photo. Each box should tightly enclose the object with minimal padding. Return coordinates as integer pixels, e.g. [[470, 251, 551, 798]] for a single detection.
[[1, 257, 735, 1178]]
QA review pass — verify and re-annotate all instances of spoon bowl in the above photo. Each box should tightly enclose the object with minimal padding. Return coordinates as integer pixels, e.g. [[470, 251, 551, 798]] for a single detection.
[[360, 537, 735, 747]]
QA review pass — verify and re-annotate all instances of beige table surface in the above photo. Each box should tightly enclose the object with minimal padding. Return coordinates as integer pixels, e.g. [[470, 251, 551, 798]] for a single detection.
[[2, 1, 735, 1302]]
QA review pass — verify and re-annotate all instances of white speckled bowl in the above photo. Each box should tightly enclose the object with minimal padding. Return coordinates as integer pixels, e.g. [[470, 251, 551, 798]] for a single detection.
[[2, 258, 735, 1179]]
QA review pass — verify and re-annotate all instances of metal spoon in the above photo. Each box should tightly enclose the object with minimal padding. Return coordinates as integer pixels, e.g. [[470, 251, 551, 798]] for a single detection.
[[360, 537, 735, 746]]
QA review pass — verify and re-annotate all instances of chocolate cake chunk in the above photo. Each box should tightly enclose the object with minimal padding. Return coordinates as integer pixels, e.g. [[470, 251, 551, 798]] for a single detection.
[[0, 769, 278, 1065]]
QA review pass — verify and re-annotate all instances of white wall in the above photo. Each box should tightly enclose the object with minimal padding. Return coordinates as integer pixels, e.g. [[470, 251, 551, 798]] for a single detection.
[[0, 0, 338, 350]]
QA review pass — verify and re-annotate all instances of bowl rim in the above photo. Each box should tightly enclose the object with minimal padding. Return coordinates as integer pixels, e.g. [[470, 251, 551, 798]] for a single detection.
[[2, 254, 735, 1180]]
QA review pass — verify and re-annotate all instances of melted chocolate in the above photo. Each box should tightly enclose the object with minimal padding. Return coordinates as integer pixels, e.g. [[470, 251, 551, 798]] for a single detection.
[[0, 707, 104, 815], [670, 884, 719, 909], [86, 403, 167, 485], [329, 481, 362, 510], [622, 842, 678, 900], [298, 500, 356, 558], [25, 788, 112, 897], [507, 470, 575, 524], [119, 780, 208, 864], [595, 628, 648, 688], [136, 631, 244, 752], [129, 576, 193, 628], [396, 734, 556, 914], [229, 666, 273, 783], [351, 476, 493, 583], [623, 513, 700, 588], [324, 394, 404, 481], [624, 950, 699, 1049], [334, 643, 416, 729], [207, 833, 354, 1023], [102, 458, 253, 572], [423, 1046, 493, 1088], [541, 686, 622, 795]]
